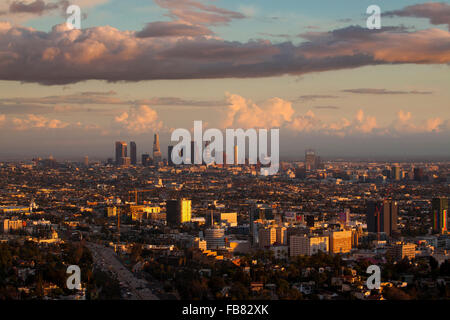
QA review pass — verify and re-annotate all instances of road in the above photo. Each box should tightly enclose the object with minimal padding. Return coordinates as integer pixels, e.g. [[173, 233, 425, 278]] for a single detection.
[[86, 242, 159, 300]]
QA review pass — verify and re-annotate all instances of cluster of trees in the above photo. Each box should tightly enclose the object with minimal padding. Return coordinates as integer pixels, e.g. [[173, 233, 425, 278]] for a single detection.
[[0, 240, 123, 300]]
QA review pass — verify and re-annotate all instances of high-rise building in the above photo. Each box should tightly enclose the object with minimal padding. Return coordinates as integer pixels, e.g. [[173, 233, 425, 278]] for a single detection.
[[432, 198, 448, 234], [153, 133, 162, 163], [142, 153, 150, 166], [166, 199, 191, 227], [275, 226, 287, 245], [328, 230, 352, 254], [391, 166, 401, 181], [367, 200, 398, 236], [205, 226, 225, 249], [130, 141, 137, 165], [115, 141, 127, 165], [234, 144, 238, 165], [258, 227, 276, 248], [290, 235, 329, 256], [305, 149, 317, 171], [83, 156, 89, 167], [338, 209, 350, 226]]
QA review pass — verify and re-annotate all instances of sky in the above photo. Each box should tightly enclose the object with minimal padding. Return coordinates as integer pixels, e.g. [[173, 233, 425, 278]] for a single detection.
[[0, 0, 449, 161]]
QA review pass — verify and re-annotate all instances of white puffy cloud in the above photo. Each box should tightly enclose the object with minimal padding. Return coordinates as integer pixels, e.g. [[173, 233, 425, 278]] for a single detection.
[[222, 93, 295, 128], [114, 105, 163, 134], [10, 114, 69, 130], [221, 93, 448, 137]]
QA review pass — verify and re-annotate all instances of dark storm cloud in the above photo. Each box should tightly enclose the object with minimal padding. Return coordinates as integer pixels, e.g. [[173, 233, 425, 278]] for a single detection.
[[136, 21, 213, 38], [0, 22, 449, 85], [384, 2, 450, 30]]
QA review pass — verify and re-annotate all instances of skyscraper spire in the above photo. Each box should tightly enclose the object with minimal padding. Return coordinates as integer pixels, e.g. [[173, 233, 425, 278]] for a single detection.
[[153, 133, 162, 163]]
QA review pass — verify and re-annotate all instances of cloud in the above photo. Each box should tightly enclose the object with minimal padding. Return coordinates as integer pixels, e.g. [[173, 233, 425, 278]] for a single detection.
[[295, 94, 339, 102], [114, 105, 163, 134], [154, 0, 246, 26], [222, 93, 449, 137], [136, 21, 213, 38], [0, 22, 449, 85], [0, 91, 226, 114], [8, 0, 63, 15], [342, 88, 433, 95], [385, 3, 450, 30], [391, 110, 445, 134], [0, 0, 106, 22], [10, 114, 69, 130], [222, 93, 295, 128]]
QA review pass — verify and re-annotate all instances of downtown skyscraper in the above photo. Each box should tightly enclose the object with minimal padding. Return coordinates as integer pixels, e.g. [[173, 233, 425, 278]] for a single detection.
[[153, 133, 162, 163], [367, 200, 398, 237], [115, 141, 127, 165], [130, 141, 137, 165], [432, 197, 448, 234]]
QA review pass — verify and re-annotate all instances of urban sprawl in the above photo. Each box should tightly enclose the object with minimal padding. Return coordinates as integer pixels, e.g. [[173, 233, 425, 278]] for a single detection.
[[1, 134, 449, 300]]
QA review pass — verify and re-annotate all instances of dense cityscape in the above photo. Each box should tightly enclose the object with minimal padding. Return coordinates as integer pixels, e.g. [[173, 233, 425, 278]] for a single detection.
[[0, 0, 449, 311], [0, 134, 449, 300]]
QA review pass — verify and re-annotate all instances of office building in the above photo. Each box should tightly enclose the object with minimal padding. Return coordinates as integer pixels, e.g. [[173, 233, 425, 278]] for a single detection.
[[115, 141, 127, 165], [153, 133, 162, 163], [258, 227, 276, 248], [305, 149, 316, 171], [205, 227, 225, 250], [328, 230, 352, 254], [388, 242, 416, 261], [367, 200, 398, 236], [432, 197, 448, 234], [391, 166, 401, 181], [220, 212, 238, 227], [276, 226, 287, 245], [166, 199, 191, 227], [130, 141, 137, 165], [290, 234, 329, 256]]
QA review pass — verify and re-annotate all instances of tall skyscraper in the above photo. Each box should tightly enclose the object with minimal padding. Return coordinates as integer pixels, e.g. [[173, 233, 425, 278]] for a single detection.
[[166, 198, 191, 227], [153, 133, 162, 163], [391, 166, 401, 181], [115, 141, 127, 165], [305, 149, 316, 171], [367, 200, 398, 237], [432, 198, 448, 234], [130, 141, 137, 165], [83, 156, 89, 167]]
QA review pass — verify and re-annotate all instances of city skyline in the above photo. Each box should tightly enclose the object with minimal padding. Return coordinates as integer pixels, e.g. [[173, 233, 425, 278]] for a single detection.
[[0, 1, 449, 159]]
